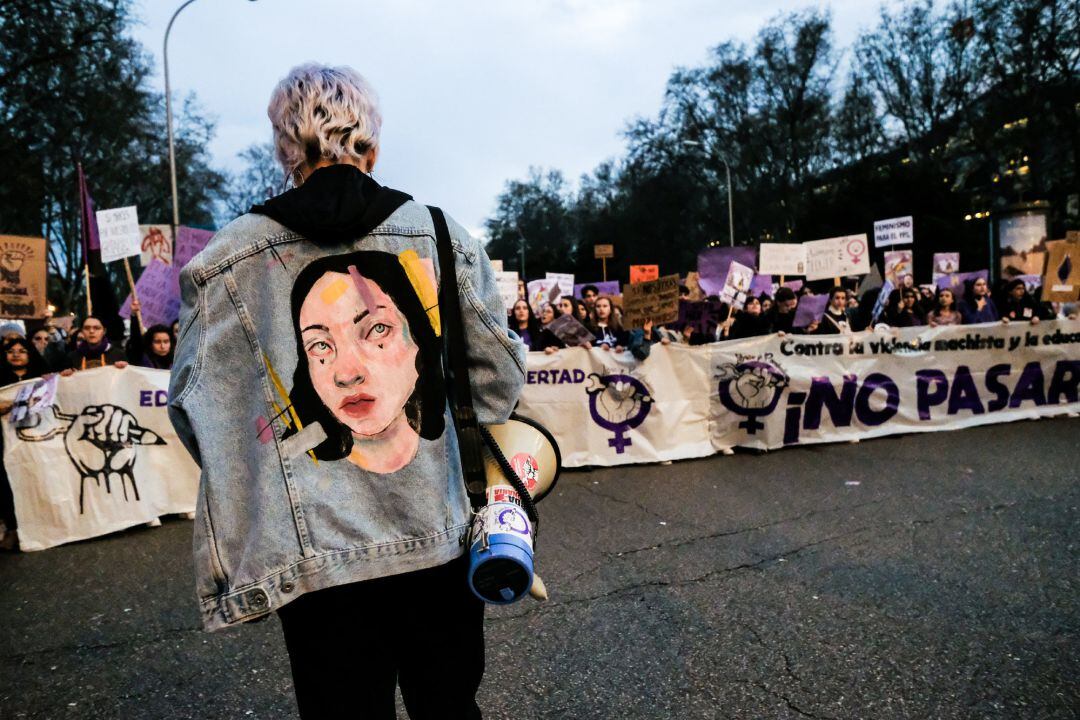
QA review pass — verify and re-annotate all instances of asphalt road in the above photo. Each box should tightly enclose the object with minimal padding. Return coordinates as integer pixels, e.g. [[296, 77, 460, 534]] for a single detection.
[[1, 417, 1077, 719]]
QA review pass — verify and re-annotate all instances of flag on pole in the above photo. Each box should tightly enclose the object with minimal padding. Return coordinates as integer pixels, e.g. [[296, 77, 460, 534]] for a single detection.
[[77, 163, 100, 259]]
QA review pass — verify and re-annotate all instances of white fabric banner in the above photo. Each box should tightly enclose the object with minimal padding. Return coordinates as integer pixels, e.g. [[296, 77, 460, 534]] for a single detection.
[[1, 366, 199, 551], [519, 320, 1080, 467]]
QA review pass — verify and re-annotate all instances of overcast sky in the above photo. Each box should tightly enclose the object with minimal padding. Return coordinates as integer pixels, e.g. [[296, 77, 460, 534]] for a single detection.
[[132, 0, 891, 235]]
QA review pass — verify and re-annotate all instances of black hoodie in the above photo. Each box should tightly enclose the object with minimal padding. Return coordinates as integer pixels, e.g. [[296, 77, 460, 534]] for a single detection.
[[250, 165, 412, 243]]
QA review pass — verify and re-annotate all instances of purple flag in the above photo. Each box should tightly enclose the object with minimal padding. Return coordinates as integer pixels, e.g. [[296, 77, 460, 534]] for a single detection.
[[574, 280, 620, 298], [120, 259, 182, 328], [936, 269, 988, 302], [77, 163, 100, 254], [174, 226, 214, 268], [792, 294, 828, 328], [697, 247, 757, 297]]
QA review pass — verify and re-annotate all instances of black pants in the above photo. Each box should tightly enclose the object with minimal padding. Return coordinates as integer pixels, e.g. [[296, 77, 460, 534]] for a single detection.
[[277, 556, 485, 720]]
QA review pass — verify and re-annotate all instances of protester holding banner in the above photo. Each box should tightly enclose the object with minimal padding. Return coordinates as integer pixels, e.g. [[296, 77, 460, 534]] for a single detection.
[[591, 295, 628, 350], [768, 287, 799, 334], [509, 299, 541, 351], [0, 337, 49, 387], [1000, 279, 1048, 324], [810, 287, 852, 335], [59, 316, 128, 372], [927, 288, 963, 327], [959, 276, 1000, 324], [726, 296, 771, 340], [892, 288, 926, 327]]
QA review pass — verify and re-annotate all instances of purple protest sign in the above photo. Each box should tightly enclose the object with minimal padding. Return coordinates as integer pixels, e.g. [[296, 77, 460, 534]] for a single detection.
[[697, 247, 757, 297], [120, 259, 181, 328], [574, 281, 620, 298], [173, 226, 214, 269], [792, 294, 828, 328], [782, 279, 804, 292], [749, 274, 773, 298], [677, 300, 724, 335], [936, 269, 988, 302]]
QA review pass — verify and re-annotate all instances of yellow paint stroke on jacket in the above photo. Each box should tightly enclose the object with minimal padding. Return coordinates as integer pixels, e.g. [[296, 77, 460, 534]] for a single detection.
[[397, 249, 441, 336]]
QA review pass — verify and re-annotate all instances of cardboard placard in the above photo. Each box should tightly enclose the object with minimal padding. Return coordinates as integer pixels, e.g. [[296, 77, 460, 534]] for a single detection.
[[718, 261, 755, 310], [496, 271, 521, 312], [803, 234, 870, 281], [96, 206, 143, 263], [884, 250, 914, 284], [594, 244, 614, 259], [0, 235, 47, 319], [139, 225, 174, 267], [1041, 239, 1079, 303], [622, 274, 680, 329], [758, 243, 806, 276], [629, 265, 659, 284], [932, 252, 960, 281], [873, 216, 914, 248], [545, 272, 576, 299]]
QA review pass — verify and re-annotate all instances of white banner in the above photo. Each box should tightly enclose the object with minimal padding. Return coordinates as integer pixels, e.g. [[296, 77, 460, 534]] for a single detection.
[[804, 234, 870, 280], [1, 366, 199, 551], [519, 320, 1080, 467]]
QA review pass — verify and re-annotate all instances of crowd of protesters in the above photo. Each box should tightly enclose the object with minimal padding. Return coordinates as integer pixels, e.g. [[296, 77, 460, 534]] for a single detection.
[[511, 276, 1076, 356]]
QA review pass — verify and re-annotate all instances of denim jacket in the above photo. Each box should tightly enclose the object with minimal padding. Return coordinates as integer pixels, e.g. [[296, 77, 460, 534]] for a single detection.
[[168, 200, 525, 631]]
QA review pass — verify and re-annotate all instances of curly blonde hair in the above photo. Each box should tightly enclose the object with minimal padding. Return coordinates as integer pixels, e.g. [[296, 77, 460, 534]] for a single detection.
[[267, 63, 382, 175]]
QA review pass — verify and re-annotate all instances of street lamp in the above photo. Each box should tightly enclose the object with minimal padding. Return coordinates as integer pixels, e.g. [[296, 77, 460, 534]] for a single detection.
[[681, 140, 735, 247], [164, 0, 257, 226]]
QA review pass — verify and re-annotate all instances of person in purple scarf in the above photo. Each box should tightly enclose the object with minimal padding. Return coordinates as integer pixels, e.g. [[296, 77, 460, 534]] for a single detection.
[[59, 315, 128, 374], [958, 276, 1000, 324]]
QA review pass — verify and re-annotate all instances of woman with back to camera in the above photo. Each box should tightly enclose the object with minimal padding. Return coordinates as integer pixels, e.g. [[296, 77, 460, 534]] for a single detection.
[[167, 63, 524, 719]]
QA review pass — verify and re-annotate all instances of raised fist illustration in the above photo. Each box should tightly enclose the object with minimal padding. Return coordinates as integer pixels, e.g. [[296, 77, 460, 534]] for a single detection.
[[17, 404, 166, 513], [0, 249, 26, 284]]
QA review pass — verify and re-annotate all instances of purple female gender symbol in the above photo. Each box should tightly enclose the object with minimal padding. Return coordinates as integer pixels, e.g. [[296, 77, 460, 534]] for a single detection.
[[586, 373, 653, 453]]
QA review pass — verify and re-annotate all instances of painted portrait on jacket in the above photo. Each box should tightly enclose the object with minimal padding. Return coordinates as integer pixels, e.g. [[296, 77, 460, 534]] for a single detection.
[[284, 250, 444, 473]]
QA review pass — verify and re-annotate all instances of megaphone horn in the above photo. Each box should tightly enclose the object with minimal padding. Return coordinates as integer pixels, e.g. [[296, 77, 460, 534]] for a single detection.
[[465, 414, 562, 605]]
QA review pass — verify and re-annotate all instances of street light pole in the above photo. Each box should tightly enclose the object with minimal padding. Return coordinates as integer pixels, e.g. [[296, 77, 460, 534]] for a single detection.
[[164, 0, 257, 226], [164, 0, 200, 227], [681, 140, 735, 247]]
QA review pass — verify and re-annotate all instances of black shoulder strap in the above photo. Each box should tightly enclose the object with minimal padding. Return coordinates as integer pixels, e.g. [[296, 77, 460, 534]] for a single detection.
[[428, 206, 487, 509]]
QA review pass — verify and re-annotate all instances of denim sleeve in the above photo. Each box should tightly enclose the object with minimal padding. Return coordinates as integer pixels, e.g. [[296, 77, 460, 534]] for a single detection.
[[446, 216, 526, 425], [168, 264, 203, 467]]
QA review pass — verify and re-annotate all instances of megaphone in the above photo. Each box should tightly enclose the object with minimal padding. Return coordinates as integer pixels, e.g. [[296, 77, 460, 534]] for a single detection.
[[466, 413, 561, 605]]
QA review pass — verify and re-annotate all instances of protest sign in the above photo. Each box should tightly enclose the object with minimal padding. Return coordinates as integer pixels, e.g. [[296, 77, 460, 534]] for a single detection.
[[803, 235, 870, 281], [574, 281, 619, 298], [870, 279, 894, 324], [622, 274, 680, 328], [496, 271, 521, 312], [932, 252, 960, 281], [139, 225, 174, 266], [782, 279, 804, 292], [792, 294, 828, 328], [173, 226, 214, 268], [526, 278, 561, 316], [719, 261, 754, 309], [594, 244, 614, 259], [697, 247, 757, 296], [678, 300, 723, 336], [0, 235, 47, 319], [873, 216, 914, 248], [545, 314, 595, 348], [490, 259, 503, 272], [684, 272, 705, 301], [546, 272, 576, 299], [119, 259, 181, 328], [1041, 239, 1079, 303], [96, 206, 143, 263], [749, 274, 773, 298], [629, 265, 659, 283], [936, 270, 988, 301], [0, 366, 200, 551], [884, 249, 914, 284], [758, 243, 806, 275], [10, 375, 58, 425], [998, 211, 1048, 278]]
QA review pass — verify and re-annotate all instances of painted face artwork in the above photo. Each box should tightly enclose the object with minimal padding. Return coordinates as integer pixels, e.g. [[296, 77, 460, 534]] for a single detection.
[[300, 269, 420, 472]]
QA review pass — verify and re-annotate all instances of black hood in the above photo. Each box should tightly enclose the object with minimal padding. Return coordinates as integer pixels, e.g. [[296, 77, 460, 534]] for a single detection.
[[250, 164, 412, 245]]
